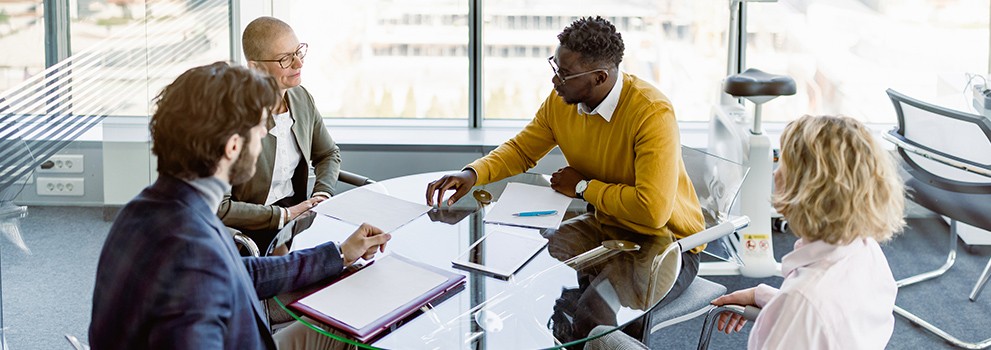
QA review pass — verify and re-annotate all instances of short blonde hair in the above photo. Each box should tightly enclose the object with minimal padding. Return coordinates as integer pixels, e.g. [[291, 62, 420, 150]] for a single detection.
[[773, 115, 905, 244]]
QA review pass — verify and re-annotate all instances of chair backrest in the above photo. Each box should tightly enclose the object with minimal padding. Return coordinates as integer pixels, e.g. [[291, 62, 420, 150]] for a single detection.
[[886, 89, 991, 193], [0, 138, 33, 253], [648, 147, 749, 294], [639, 147, 750, 340], [681, 145, 749, 229]]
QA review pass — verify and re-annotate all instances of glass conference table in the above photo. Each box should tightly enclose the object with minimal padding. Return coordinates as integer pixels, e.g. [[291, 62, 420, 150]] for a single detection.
[[276, 172, 680, 349]]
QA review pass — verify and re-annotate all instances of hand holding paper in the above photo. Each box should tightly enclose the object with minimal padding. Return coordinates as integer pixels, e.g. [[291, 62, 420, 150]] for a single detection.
[[340, 223, 392, 266]]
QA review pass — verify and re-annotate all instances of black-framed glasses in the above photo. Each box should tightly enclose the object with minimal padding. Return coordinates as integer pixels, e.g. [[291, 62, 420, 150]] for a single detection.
[[254, 43, 308, 69], [548, 56, 607, 85]]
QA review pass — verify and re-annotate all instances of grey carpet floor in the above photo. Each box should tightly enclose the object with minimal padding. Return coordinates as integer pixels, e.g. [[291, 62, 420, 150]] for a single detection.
[[2, 206, 990, 349]]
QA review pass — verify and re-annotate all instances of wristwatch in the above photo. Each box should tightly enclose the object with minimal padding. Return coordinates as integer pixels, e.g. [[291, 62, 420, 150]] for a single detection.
[[575, 180, 589, 200]]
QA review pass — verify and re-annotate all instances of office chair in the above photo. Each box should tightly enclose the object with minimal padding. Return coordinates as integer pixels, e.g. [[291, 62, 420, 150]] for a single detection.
[[64, 334, 90, 350], [586, 303, 759, 350], [884, 88, 991, 349], [0, 138, 34, 254], [636, 146, 751, 343], [696, 305, 762, 350]]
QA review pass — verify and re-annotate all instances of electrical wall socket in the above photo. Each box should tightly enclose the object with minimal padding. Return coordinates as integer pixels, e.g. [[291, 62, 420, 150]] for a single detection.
[[37, 155, 84, 173], [36, 177, 85, 196]]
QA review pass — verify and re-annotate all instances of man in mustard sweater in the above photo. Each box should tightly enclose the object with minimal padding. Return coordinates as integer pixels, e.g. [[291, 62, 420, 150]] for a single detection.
[[426, 16, 704, 316]]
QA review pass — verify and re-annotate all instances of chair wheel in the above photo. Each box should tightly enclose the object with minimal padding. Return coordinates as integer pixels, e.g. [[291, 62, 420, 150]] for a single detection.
[[772, 218, 788, 233]]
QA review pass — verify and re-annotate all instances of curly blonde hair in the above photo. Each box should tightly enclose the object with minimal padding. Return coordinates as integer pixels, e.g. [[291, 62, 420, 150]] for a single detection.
[[772, 115, 905, 244]]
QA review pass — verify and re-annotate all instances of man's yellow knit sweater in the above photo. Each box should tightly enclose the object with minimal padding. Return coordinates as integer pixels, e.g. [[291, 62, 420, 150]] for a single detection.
[[468, 73, 705, 250]]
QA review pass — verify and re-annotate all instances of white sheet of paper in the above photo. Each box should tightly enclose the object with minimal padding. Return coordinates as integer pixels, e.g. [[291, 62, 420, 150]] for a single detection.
[[483, 182, 572, 229], [311, 187, 431, 233], [289, 215, 356, 252], [296, 254, 448, 330]]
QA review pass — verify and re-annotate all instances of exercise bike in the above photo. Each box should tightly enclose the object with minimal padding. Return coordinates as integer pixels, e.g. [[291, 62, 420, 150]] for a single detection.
[[700, 0, 795, 278]]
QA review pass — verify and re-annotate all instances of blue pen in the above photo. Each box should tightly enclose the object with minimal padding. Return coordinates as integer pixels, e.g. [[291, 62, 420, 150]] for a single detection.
[[513, 210, 558, 217]]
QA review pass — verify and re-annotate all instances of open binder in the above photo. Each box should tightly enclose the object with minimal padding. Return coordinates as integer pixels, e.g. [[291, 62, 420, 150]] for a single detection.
[[288, 254, 465, 343]]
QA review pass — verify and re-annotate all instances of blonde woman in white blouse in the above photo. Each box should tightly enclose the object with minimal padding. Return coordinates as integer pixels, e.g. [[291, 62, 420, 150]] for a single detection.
[[711, 115, 906, 350]]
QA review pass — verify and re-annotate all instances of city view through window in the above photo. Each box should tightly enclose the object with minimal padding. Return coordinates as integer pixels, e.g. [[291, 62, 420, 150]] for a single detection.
[[286, 0, 988, 123], [0, 0, 987, 124]]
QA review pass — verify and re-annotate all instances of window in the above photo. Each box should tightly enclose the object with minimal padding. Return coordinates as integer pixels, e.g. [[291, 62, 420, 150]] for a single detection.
[[284, 0, 470, 119], [0, 1, 44, 92], [747, 0, 990, 123], [483, 1, 729, 121], [66, 0, 230, 117]]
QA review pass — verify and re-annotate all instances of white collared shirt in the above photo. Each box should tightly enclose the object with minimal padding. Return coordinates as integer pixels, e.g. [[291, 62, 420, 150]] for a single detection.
[[263, 110, 302, 206], [577, 70, 624, 122], [749, 238, 897, 350]]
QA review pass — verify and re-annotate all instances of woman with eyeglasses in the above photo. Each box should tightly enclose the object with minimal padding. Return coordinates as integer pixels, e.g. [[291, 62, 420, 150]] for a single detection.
[[218, 16, 343, 257]]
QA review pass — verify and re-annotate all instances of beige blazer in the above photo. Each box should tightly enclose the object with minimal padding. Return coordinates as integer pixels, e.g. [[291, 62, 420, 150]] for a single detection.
[[217, 85, 341, 231]]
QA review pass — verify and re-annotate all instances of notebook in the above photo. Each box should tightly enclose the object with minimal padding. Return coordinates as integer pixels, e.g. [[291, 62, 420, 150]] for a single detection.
[[288, 254, 465, 343]]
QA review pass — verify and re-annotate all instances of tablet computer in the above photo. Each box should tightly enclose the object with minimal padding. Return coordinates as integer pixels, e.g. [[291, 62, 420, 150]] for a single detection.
[[452, 230, 548, 280]]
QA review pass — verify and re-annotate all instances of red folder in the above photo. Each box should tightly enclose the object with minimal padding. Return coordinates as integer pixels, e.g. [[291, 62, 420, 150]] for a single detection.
[[288, 254, 466, 343]]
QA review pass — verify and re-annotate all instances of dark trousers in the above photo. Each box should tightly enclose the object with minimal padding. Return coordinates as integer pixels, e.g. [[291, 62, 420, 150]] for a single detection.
[[546, 212, 699, 345]]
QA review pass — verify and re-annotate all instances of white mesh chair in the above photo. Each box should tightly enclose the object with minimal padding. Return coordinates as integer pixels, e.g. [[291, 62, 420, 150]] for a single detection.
[[884, 89, 991, 349], [641, 146, 751, 341]]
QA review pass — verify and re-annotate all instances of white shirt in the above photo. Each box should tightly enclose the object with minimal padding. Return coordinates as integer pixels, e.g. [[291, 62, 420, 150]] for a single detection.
[[749, 238, 897, 350], [263, 110, 302, 206], [577, 70, 623, 122]]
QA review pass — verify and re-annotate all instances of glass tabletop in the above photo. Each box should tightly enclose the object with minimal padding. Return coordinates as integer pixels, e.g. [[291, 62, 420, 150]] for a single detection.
[[276, 171, 680, 349]]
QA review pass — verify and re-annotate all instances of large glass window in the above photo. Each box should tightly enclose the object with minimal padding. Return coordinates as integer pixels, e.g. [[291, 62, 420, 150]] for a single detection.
[[482, 0, 729, 122], [0, 1, 44, 93], [67, 0, 231, 117], [284, 0, 470, 120], [747, 0, 990, 123]]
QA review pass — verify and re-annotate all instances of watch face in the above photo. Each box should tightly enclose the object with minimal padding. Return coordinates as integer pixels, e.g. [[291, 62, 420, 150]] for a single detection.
[[576, 180, 588, 194]]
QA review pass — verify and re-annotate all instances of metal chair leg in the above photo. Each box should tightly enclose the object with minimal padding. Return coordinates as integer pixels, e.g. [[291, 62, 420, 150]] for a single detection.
[[893, 305, 991, 349], [897, 220, 958, 288], [893, 219, 991, 349], [969, 257, 991, 302]]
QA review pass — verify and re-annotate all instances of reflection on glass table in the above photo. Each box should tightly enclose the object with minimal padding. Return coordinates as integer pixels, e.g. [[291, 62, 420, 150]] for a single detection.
[[275, 171, 681, 349]]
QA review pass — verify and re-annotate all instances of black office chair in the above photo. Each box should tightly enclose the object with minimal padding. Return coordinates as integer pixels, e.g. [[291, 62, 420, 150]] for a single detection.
[[884, 89, 991, 349]]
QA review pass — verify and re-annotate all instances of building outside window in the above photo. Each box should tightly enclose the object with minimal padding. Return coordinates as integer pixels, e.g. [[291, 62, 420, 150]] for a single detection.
[[0, 0, 44, 93]]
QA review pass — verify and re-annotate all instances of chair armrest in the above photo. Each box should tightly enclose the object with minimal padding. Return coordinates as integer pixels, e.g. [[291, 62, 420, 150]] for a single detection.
[[677, 215, 750, 254], [338, 170, 376, 187], [697, 304, 762, 350], [884, 129, 991, 178], [227, 226, 260, 257]]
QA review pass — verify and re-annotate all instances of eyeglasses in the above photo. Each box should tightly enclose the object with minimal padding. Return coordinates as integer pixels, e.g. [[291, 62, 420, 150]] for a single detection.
[[254, 43, 308, 69], [547, 56, 607, 84]]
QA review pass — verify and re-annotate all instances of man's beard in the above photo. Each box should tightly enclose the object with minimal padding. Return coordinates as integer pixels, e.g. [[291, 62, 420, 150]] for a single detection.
[[228, 140, 257, 185]]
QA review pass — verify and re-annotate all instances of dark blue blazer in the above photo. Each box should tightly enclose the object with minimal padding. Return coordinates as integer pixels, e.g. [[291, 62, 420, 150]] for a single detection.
[[90, 175, 344, 349]]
